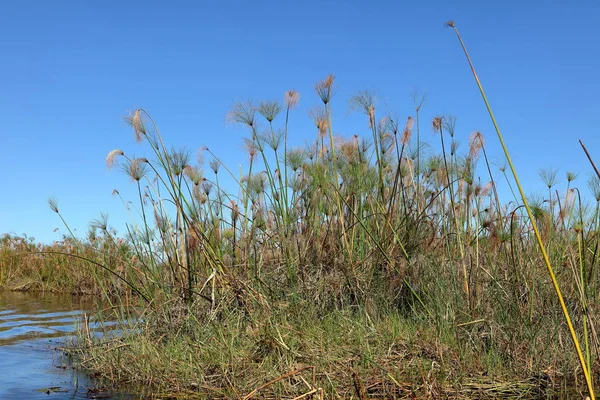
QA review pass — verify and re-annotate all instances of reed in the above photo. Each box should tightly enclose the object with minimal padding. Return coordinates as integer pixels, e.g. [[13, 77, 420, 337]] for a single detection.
[[446, 20, 596, 399]]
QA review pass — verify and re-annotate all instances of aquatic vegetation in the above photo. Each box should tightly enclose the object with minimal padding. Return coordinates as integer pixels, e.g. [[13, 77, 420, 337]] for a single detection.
[[2, 26, 600, 400]]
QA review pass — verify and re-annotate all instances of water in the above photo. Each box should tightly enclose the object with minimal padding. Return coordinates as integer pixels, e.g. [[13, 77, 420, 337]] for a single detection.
[[0, 291, 134, 399]]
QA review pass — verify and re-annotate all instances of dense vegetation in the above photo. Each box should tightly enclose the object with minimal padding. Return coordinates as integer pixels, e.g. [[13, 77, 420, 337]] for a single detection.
[[1, 24, 599, 399]]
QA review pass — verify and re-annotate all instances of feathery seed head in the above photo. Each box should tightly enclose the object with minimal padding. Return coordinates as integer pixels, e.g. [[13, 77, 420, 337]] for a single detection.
[[192, 185, 204, 203], [126, 158, 149, 182], [588, 176, 600, 201], [315, 74, 336, 105], [230, 200, 239, 222], [227, 101, 255, 127], [124, 110, 146, 143], [410, 89, 427, 112], [368, 105, 375, 129], [286, 148, 306, 172], [154, 210, 170, 233], [106, 149, 125, 169], [443, 115, 457, 138], [201, 181, 213, 196], [210, 159, 220, 174], [246, 172, 267, 195], [469, 131, 484, 159], [539, 168, 558, 189], [197, 146, 207, 166], [258, 100, 282, 123], [48, 197, 59, 213], [309, 107, 328, 138], [168, 148, 191, 177], [284, 90, 300, 109], [480, 182, 493, 197], [184, 165, 203, 185], [564, 188, 575, 211], [450, 140, 460, 156], [380, 133, 395, 154], [350, 91, 377, 129], [405, 116, 414, 131], [340, 138, 359, 162], [260, 129, 283, 151], [243, 137, 258, 160], [384, 117, 399, 136], [432, 116, 443, 132], [401, 117, 414, 145]]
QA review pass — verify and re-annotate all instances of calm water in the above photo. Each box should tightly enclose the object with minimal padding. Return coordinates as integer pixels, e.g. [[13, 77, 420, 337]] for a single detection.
[[0, 291, 135, 399]]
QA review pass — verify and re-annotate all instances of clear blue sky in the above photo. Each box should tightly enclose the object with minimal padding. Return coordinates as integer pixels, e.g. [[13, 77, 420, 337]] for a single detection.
[[1, 1, 599, 243]]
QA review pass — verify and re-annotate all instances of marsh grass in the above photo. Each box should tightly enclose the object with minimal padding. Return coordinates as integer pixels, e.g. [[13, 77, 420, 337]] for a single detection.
[[2, 40, 600, 399], [0, 233, 134, 295]]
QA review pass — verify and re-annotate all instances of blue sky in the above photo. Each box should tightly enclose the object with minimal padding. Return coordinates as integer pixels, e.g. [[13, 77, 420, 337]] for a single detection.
[[1, 1, 599, 243]]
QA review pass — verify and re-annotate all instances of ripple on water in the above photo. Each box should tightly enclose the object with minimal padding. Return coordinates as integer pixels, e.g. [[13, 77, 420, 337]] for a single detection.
[[0, 291, 134, 399]]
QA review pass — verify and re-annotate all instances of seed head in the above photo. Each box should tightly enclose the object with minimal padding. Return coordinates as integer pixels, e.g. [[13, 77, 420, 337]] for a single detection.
[[48, 197, 59, 213], [284, 90, 300, 109], [210, 159, 220, 174], [469, 131, 484, 159], [258, 100, 282, 123], [315, 75, 336, 105], [566, 171, 578, 183], [201, 181, 213, 196], [126, 158, 149, 182], [401, 117, 414, 145], [230, 200, 239, 222], [432, 116, 443, 132], [106, 149, 124, 169], [480, 182, 493, 197], [350, 90, 377, 129], [588, 176, 600, 202], [309, 107, 328, 138], [124, 110, 146, 143], [227, 101, 255, 127], [184, 165, 203, 185], [243, 138, 258, 160]]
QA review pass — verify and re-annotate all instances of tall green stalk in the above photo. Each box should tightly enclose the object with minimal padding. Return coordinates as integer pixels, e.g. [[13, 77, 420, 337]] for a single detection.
[[447, 21, 595, 399]]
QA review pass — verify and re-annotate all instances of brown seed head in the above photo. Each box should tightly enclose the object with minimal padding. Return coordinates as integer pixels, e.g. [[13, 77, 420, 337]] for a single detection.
[[432, 116, 443, 131], [124, 110, 146, 143], [368, 105, 375, 129], [230, 200, 239, 222], [128, 158, 148, 182], [106, 149, 124, 169], [243, 138, 258, 159], [480, 182, 493, 197], [284, 90, 300, 109], [309, 107, 328, 138], [315, 75, 336, 105], [401, 117, 414, 145], [469, 131, 485, 159]]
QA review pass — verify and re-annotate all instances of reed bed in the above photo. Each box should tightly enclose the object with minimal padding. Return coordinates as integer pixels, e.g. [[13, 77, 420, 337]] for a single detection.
[[2, 25, 600, 399]]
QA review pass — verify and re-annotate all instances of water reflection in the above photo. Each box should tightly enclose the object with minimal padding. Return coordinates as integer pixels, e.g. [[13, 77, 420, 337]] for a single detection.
[[0, 291, 133, 399]]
